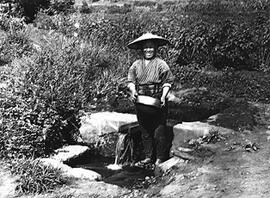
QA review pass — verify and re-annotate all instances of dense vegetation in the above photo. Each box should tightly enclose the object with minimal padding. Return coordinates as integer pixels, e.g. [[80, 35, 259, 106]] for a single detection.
[[0, 0, 270, 194]]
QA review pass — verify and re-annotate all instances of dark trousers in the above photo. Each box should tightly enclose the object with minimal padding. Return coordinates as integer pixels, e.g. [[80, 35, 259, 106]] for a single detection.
[[135, 103, 168, 162]]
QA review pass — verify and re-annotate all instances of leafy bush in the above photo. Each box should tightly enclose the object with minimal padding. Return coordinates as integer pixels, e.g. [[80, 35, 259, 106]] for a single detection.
[[0, 21, 128, 158], [0, 16, 33, 63], [163, 1, 178, 7], [173, 19, 263, 70], [22, 34, 89, 151], [34, 12, 58, 30], [106, 4, 132, 14], [79, 1, 93, 14], [37, 1, 270, 71], [172, 64, 270, 103], [46, 0, 75, 15], [6, 0, 51, 22], [185, 0, 270, 17], [9, 158, 70, 194], [0, 29, 33, 63], [133, 1, 156, 7], [0, 58, 47, 159], [21, 31, 126, 150]]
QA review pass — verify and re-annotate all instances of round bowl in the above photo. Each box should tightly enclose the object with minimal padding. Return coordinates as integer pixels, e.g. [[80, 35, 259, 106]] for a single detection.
[[136, 95, 161, 108]]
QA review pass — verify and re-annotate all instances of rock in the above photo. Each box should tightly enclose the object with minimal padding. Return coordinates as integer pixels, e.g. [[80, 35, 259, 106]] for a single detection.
[[38, 158, 101, 181], [51, 145, 90, 163], [171, 150, 197, 161], [0, 169, 17, 198], [39, 158, 71, 172], [65, 168, 102, 181], [79, 112, 137, 157], [80, 112, 137, 142], [171, 121, 233, 153], [155, 157, 185, 175]]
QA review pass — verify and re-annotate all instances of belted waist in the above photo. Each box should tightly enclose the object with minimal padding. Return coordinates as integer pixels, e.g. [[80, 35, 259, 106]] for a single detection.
[[136, 84, 162, 98]]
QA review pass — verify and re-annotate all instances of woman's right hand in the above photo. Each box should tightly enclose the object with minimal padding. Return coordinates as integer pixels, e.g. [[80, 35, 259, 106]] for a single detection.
[[127, 83, 137, 103], [129, 90, 138, 102]]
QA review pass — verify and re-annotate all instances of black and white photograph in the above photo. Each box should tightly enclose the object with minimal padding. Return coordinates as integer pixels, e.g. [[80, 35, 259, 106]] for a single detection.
[[1, 0, 270, 197]]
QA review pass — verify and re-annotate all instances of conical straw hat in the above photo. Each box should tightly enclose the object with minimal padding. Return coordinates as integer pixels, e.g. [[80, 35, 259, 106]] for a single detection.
[[127, 32, 170, 49]]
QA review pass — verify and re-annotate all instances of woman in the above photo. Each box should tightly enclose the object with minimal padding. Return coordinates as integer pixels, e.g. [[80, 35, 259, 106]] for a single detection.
[[127, 32, 174, 166]]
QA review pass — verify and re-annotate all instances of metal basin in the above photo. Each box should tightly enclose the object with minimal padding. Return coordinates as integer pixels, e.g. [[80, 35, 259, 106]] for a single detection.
[[136, 95, 161, 108]]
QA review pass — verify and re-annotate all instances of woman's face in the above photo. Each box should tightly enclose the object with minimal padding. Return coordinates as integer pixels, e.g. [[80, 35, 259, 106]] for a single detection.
[[142, 41, 157, 60]]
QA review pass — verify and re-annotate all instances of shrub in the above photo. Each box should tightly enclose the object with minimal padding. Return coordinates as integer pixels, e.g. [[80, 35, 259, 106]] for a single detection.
[[14, 0, 50, 22], [43, 4, 270, 71], [46, 0, 75, 15], [172, 64, 270, 103], [133, 1, 156, 7], [34, 12, 58, 30], [23, 34, 89, 151], [0, 57, 48, 159], [106, 4, 132, 14], [79, 0, 93, 14], [0, 29, 33, 63], [0, 16, 33, 63], [9, 158, 70, 194], [0, 23, 129, 159], [156, 3, 163, 11], [163, 1, 177, 7], [21, 32, 126, 150], [173, 19, 263, 70]]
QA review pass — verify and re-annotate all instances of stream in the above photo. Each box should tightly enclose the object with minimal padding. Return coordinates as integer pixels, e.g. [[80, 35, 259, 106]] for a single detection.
[[67, 154, 154, 189], [67, 133, 155, 189]]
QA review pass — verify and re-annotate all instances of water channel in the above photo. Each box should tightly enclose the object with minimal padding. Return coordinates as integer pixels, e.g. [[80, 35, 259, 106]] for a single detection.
[[66, 133, 155, 189]]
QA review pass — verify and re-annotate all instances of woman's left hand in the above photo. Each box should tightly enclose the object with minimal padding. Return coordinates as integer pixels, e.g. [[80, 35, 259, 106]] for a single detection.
[[160, 96, 166, 107]]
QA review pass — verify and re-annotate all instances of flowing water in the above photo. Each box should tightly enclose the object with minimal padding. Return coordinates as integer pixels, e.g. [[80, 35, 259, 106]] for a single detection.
[[111, 133, 128, 166], [68, 133, 154, 188]]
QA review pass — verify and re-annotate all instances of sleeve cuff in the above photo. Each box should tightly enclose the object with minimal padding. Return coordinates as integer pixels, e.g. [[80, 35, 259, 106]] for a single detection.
[[162, 83, 172, 88], [127, 82, 136, 89]]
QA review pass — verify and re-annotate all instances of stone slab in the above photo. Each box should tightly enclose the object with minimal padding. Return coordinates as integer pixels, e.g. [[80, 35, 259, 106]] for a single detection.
[[79, 112, 137, 143], [51, 145, 90, 163], [38, 158, 101, 181], [172, 121, 233, 150], [159, 157, 185, 172]]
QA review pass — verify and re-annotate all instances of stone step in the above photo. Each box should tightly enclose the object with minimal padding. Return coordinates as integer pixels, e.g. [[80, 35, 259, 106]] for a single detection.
[[51, 145, 90, 163], [172, 121, 233, 153], [38, 158, 102, 181], [79, 111, 137, 144]]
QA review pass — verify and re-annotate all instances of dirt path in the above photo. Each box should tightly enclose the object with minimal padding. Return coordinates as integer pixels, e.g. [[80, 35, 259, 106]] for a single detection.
[[135, 128, 270, 198], [139, 103, 270, 198]]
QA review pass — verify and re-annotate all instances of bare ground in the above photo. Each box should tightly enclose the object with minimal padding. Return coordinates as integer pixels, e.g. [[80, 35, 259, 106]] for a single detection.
[[135, 102, 270, 198]]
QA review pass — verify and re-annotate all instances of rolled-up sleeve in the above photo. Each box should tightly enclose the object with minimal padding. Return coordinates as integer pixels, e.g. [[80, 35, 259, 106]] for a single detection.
[[159, 61, 175, 88], [127, 63, 136, 84]]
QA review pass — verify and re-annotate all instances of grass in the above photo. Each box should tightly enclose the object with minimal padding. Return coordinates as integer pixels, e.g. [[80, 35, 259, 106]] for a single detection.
[[8, 158, 71, 195]]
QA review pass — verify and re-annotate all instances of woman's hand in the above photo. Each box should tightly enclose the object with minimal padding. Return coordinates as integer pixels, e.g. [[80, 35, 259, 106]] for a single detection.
[[127, 83, 137, 102], [130, 90, 138, 102], [161, 86, 170, 107], [160, 96, 166, 107]]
